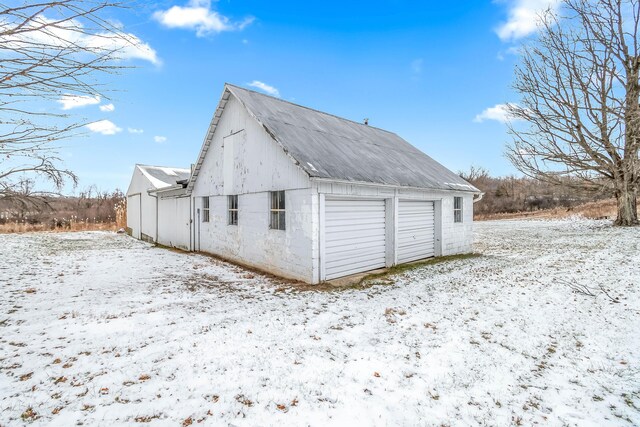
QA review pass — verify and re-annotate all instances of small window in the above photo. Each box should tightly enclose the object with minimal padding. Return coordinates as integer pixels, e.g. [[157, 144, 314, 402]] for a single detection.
[[228, 195, 238, 225], [202, 197, 210, 223], [269, 191, 285, 230], [454, 196, 463, 223]]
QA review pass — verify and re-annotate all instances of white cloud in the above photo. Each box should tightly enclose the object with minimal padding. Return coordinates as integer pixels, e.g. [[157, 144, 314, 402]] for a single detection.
[[247, 81, 280, 97], [153, 0, 254, 37], [474, 103, 521, 123], [496, 0, 560, 41], [4, 14, 159, 65], [128, 127, 144, 134], [86, 120, 122, 135], [99, 103, 115, 112], [57, 94, 100, 110], [154, 135, 167, 143]]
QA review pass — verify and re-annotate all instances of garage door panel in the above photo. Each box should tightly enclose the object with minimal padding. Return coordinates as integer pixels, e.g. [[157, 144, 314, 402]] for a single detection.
[[326, 234, 386, 249], [325, 222, 386, 236], [326, 245, 386, 262], [325, 212, 384, 220], [325, 255, 387, 278], [324, 198, 386, 280], [398, 229, 435, 236], [326, 216, 385, 225], [398, 242, 435, 254], [397, 200, 435, 264]]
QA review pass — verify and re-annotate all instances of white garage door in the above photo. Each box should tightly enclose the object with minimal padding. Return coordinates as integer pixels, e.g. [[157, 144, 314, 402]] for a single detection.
[[324, 198, 386, 280], [397, 200, 435, 264], [127, 194, 141, 239]]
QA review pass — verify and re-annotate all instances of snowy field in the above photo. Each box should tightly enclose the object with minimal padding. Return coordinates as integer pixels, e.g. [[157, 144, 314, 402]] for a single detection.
[[1, 219, 639, 426]]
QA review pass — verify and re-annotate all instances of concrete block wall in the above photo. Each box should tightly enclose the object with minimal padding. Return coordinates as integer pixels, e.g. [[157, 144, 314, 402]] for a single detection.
[[195, 188, 316, 283], [438, 193, 474, 255]]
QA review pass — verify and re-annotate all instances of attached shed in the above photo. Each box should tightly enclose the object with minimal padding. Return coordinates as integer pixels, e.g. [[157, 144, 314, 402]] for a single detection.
[[150, 184, 192, 251], [186, 84, 481, 283], [126, 165, 190, 243]]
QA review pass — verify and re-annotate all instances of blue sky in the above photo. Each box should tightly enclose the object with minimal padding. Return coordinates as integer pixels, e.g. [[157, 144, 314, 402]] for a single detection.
[[50, 0, 558, 192]]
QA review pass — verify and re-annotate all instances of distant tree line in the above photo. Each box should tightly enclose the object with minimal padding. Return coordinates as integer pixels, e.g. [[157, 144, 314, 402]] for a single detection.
[[460, 166, 609, 216], [0, 186, 125, 230]]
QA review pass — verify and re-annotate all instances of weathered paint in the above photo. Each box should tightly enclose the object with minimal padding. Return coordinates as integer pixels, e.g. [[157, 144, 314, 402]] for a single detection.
[[191, 95, 316, 283]]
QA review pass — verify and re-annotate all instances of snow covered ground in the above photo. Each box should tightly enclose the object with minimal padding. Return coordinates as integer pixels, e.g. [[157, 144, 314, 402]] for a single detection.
[[1, 219, 639, 426]]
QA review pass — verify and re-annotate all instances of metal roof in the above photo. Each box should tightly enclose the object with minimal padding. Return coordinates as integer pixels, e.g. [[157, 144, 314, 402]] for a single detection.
[[188, 84, 479, 193], [137, 165, 190, 189]]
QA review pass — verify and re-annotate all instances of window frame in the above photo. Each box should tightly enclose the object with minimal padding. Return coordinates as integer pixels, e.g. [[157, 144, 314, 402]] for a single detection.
[[228, 195, 238, 226], [453, 196, 463, 223], [269, 190, 286, 231], [202, 197, 210, 223]]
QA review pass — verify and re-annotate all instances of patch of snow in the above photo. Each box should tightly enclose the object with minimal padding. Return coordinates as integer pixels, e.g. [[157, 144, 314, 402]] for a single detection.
[[1, 221, 638, 425]]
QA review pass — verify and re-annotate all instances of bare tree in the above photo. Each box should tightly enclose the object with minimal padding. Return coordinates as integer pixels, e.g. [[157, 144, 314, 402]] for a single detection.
[[0, 1, 151, 202], [506, 0, 640, 225]]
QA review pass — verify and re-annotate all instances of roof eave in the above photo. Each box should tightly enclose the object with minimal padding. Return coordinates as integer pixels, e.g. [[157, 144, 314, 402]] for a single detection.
[[309, 177, 481, 194]]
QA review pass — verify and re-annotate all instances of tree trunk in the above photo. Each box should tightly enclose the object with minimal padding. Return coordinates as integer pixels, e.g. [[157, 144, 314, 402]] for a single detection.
[[614, 184, 639, 226]]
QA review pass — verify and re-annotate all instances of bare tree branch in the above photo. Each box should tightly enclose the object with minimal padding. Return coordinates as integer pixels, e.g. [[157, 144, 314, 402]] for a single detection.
[[506, 0, 640, 225], [0, 1, 144, 205]]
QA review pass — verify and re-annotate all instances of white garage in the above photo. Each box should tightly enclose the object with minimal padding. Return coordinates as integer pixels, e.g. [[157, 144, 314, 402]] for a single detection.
[[132, 83, 481, 284], [323, 198, 387, 280], [126, 164, 190, 243]]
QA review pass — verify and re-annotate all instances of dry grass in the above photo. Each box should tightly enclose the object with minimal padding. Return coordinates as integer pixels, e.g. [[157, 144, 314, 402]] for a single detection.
[[0, 220, 120, 234], [475, 198, 633, 221]]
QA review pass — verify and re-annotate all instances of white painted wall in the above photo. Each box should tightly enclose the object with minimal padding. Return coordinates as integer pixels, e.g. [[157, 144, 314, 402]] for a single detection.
[[192, 96, 310, 196], [157, 196, 191, 250], [126, 167, 158, 242], [191, 95, 316, 283]]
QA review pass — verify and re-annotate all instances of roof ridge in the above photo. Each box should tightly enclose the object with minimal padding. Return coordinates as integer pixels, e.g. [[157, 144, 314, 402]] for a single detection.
[[225, 83, 397, 135], [137, 164, 190, 171]]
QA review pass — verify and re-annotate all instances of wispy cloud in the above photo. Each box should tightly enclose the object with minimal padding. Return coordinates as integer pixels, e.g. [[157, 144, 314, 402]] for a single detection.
[[247, 80, 280, 97], [57, 94, 100, 110], [86, 120, 122, 135], [128, 127, 144, 134], [474, 103, 521, 123], [154, 135, 167, 143], [153, 0, 254, 37], [99, 103, 115, 112], [495, 0, 560, 42], [6, 14, 159, 65]]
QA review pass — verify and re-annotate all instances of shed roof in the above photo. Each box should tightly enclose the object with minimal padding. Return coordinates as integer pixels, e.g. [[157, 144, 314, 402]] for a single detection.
[[188, 84, 478, 193], [137, 165, 190, 189]]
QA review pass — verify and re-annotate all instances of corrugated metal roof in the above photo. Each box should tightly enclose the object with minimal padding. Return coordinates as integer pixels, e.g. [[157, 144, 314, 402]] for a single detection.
[[188, 84, 479, 193], [137, 165, 190, 189]]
